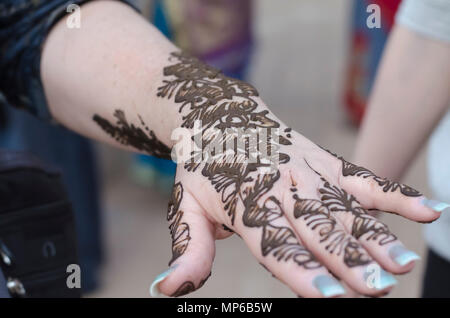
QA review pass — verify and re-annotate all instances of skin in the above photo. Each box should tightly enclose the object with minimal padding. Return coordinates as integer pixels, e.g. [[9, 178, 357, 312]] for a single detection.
[[354, 24, 450, 180], [41, 1, 442, 297]]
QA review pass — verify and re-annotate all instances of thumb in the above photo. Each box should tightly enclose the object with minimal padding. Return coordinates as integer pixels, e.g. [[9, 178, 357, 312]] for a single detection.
[[150, 182, 216, 297]]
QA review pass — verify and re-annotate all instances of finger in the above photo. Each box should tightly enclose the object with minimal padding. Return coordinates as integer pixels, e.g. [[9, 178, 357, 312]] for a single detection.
[[284, 175, 395, 296], [150, 182, 215, 297], [322, 147, 447, 222], [318, 177, 419, 275], [233, 193, 346, 298]]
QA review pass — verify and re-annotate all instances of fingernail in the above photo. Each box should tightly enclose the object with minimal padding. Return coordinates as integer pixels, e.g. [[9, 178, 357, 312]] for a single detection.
[[421, 198, 450, 212], [374, 269, 397, 290], [149, 264, 178, 297], [389, 245, 420, 266], [313, 275, 346, 297]]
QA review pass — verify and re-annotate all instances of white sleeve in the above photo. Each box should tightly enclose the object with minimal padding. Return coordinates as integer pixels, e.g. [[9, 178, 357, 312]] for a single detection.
[[396, 0, 450, 43]]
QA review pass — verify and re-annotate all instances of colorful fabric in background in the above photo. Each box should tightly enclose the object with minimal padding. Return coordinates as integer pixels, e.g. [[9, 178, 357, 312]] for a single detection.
[[133, 0, 253, 191], [164, 0, 253, 79], [343, 0, 401, 125], [131, 0, 176, 192]]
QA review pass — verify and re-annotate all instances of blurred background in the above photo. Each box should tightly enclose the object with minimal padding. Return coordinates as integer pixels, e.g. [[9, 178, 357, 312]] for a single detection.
[[85, 0, 428, 297]]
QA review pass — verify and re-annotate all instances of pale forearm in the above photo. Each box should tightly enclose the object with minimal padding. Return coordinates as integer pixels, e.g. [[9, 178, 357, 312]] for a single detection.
[[353, 24, 450, 180], [41, 0, 275, 158], [41, 0, 182, 155]]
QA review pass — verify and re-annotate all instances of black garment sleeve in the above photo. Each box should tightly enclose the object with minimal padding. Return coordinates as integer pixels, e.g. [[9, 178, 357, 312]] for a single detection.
[[0, 0, 139, 121]]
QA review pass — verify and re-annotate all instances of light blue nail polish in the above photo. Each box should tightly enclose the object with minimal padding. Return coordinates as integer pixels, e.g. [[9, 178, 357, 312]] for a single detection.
[[149, 264, 179, 297], [374, 269, 397, 290], [313, 275, 346, 297], [421, 198, 450, 212], [389, 246, 420, 266]]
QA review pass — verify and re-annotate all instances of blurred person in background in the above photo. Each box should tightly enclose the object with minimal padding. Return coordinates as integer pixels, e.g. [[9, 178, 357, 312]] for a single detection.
[[344, 0, 401, 125], [353, 0, 450, 297], [0, 0, 445, 297]]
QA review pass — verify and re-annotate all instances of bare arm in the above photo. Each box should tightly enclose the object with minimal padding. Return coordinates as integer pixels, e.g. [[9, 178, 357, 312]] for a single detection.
[[42, 0, 191, 152], [353, 24, 450, 180]]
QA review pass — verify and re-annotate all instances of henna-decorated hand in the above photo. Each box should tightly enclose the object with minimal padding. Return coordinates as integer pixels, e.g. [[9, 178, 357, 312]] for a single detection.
[[94, 52, 445, 298], [151, 134, 444, 297]]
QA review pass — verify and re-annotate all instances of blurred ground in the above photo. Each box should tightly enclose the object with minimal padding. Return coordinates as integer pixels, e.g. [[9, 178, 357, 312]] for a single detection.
[[89, 0, 430, 298]]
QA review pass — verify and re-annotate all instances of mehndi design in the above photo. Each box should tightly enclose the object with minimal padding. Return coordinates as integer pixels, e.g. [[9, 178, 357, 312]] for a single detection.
[[93, 51, 406, 287], [293, 194, 371, 267], [93, 110, 171, 159], [171, 272, 211, 297], [167, 182, 191, 266], [157, 52, 319, 269], [319, 179, 397, 245], [302, 159, 397, 251], [321, 147, 421, 197]]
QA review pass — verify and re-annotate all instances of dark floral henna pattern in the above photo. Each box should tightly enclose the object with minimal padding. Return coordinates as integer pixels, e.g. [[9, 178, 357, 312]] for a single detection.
[[171, 281, 195, 297], [168, 182, 191, 266], [222, 224, 234, 233], [158, 52, 319, 270], [241, 178, 318, 268], [157, 52, 266, 130], [293, 194, 371, 267], [319, 180, 397, 245], [303, 159, 397, 249], [321, 147, 421, 197], [171, 272, 212, 297], [341, 161, 421, 196], [93, 109, 171, 159], [94, 52, 400, 276]]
